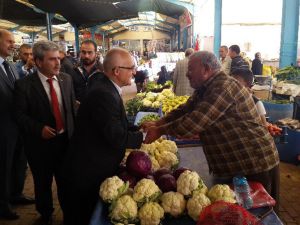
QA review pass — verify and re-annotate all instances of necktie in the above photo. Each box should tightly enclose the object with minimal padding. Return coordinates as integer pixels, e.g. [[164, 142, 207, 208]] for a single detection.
[[2, 61, 15, 84], [47, 78, 64, 132]]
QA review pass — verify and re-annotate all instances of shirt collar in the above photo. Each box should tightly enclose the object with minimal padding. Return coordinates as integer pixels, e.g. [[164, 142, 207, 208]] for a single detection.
[[110, 79, 122, 96], [0, 57, 5, 65], [37, 70, 58, 82]]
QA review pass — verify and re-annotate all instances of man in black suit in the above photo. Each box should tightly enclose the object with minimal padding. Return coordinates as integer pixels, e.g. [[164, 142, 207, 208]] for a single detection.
[[0, 29, 32, 220], [61, 48, 143, 225], [14, 40, 76, 224]]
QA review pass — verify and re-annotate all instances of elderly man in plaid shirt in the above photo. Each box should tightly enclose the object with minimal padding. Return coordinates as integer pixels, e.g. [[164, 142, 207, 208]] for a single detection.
[[142, 51, 280, 212]]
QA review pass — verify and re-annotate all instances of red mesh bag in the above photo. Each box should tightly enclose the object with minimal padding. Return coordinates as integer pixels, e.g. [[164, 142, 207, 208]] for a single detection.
[[197, 201, 263, 225], [248, 182, 276, 208]]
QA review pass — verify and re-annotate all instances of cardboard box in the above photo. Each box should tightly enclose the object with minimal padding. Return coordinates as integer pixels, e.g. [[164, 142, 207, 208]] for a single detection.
[[253, 90, 272, 100]]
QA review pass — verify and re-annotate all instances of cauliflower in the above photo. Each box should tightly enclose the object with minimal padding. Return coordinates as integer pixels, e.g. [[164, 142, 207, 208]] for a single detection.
[[138, 202, 164, 225], [176, 171, 205, 197], [156, 140, 178, 154], [161, 89, 174, 98], [192, 183, 208, 195], [150, 156, 160, 171], [142, 99, 153, 108], [207, 184, 236, 203], [156, 94, 166, 102], [151, 101, 161, 108], [145, 92, 156, 102], [155, 150, 178, 170], [133, 179, 161, 205], [140, 143, 157, 156], [99, 176, 128, 203], [160, 192, 186, 217], [110, 195, 138, 224], [187, 192, 211, 221]]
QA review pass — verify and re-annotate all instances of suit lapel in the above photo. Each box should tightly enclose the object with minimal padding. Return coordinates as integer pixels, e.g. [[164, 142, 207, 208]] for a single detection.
[[0, 66, 14, 89], [31, 72, 51, 110], [57, 73, 68, 113]]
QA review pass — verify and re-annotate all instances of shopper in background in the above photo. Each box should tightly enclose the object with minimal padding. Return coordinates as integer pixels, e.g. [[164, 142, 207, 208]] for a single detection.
[[157, 65, 171, 85], [14, 40, 76, 225], [232, 68, 267, 125], [15, 44, 35, 79], [251, 52, 263, 75], [229, 44, 249, 74], [219, 45, 231, 75], [142, 51, 280, 212], [134, 65, 149, 93], [61, 48, 144, 225], [59, 48, 76, 76], [72, 40, 103, 102], [173, 48, 194, 96]]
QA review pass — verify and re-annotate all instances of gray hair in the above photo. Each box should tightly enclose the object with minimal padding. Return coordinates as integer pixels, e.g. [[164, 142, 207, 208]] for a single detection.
[[190, 51, 221, 71], [33, 40, 59, 60]]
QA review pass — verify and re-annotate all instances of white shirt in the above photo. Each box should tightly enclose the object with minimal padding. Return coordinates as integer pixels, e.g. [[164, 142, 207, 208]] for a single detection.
[[256, 100, 267, 116], [0, 56, 9, 78], [110, 79, 123, 96], [37, 70, 65, 133]]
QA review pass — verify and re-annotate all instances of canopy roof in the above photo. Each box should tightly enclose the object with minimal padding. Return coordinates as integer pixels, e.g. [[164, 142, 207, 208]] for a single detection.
[[28, 0, 186, 29]]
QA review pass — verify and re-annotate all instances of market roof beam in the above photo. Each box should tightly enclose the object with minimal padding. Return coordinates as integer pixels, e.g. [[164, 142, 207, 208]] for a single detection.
[[164, 0, 193, 14], [9, 25, 24, 32]]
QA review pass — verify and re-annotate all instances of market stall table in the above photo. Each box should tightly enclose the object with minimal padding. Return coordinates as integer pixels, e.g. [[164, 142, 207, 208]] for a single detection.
[[89, 147, 283, 225]]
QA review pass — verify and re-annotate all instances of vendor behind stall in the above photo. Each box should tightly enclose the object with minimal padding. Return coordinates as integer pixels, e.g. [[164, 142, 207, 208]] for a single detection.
[[142, 51, 280, 212]]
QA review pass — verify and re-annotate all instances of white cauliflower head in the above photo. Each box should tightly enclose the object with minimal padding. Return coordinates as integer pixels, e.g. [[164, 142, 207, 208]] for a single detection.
[[160, 192, 186, 217], [140, 142, 158, 156], [156, 140, 178, 154], [142, 99, 153, 107], [176, 171, 205, 197], [152, 101, 161, 108], [207, 184, 236, 203], [133, 179, 161, 205], [150, 156, 160, 172], [187, 192, 211, 221], [138, 202, 164, 225], [99, 176, 128, 203], [155, 150, 178, 170], [110, 195, 138, 224]]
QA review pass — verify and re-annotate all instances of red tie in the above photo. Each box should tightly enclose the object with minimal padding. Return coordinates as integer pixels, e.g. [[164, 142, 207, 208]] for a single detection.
[[47, 78, 64, 132]]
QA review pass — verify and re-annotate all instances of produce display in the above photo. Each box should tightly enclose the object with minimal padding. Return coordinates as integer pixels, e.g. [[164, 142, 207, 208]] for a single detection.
[[275, 66, 300, 84], [99, 152, 236, 224], [145, 81, 173, 93], [161, 95, 189, 114], [137, 114, 160, 126]]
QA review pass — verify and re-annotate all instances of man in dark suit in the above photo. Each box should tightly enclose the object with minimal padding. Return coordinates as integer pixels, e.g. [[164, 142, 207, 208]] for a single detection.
[[0, 29, 26, 220], [14, 40, 76, 225], [61, 48, 143, 225]]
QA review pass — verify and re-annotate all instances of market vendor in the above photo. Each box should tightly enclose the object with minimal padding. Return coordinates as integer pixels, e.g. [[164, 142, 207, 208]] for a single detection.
[[142, 51, 280, 212], [61, 48, 144, 225]]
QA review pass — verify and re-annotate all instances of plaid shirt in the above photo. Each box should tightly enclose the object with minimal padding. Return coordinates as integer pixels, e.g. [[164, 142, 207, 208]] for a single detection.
[[161, 72, 279, 177]]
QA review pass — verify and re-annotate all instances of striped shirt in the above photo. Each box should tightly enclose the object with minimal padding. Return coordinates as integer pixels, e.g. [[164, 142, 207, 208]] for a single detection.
[[161, 72, 279, 177]]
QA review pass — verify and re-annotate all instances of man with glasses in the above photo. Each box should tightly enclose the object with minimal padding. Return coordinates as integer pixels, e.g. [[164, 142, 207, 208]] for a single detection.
[[61, 48, 143, 225], [72, 40, 103, 102]]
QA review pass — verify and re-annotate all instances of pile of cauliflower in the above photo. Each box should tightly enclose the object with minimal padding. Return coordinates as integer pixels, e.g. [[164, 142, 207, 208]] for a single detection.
[[141, 89, 175, 109], [140, 139, 179, 171], [100, 169, 236, 224]]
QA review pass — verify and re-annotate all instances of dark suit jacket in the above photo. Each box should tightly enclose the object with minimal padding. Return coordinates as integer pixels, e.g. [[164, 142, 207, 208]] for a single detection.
[[13, 72, 76, 149], [63, 75, 143, 188], [0, 61, 19, 148]]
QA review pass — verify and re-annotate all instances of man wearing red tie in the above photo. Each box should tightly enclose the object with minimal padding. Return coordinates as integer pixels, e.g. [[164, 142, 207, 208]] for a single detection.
[[14, 40, 76, 225]]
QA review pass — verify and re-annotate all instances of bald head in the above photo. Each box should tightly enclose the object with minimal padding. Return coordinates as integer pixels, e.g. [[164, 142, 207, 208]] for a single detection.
[[0, 29, 15, 58], [103, 48, 136, 87], [103, 48, 132, 73]]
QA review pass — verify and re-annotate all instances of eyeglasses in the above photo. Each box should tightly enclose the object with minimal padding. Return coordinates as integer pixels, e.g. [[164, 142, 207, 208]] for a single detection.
[[112, 66, 137, 71]]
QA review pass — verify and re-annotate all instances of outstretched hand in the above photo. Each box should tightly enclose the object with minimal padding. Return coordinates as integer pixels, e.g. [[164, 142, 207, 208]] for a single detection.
[[144, 126, 161, 144], [139, 121, 157, 132]]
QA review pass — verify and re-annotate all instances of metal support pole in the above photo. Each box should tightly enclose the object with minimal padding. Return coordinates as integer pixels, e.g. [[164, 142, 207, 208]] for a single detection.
[[213, 0, 222, 56], [73, 25, 80, 55], [46, 13, 54, 41], [279, 0, 299, 68], [177, 25, 181, 50], [102, 33, 105, 53]]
